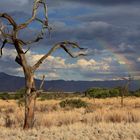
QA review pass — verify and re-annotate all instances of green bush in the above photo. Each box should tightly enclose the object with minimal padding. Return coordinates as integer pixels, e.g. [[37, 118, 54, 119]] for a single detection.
[[85, 88, 120, 98], [0, 88, 25, 101], [59, 99, 88, 108], [133, 90, 140, 97], [40, 93, 62, 100], [39, 92, 81, 100], [0, 92, 10, 100], [15, 88, 25, 99], [109, 88, 120, 97]]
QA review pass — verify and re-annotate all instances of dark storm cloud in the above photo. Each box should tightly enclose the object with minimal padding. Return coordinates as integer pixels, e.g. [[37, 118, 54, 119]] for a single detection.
[[113, 43, 136, 54], [0, 49, 21, 75], [63, 0, 140, 5], [1, 1, 139, 59], [0, 0, 140, 80]]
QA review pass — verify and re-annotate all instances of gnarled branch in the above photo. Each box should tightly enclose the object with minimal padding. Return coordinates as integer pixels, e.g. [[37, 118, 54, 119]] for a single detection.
[[0, 20, 13, 43], [39, 75, 46, 90], [36, 75, 46, 97], [15, 55, 22, 66], [35, 18, 52, 37], [0, 28, 12, 39], [19, 35, 43, 47], [17, 0, 48, 30], [0, 39, 7, 57], [32, 41, 86, 71], [0, 13, 17, 29], [0, 0, 50, 53]]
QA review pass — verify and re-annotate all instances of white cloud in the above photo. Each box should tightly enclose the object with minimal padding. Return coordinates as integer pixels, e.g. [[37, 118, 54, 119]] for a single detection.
[[46, 72, 60, 79], [1, 49, 136, 81], [118, 61, 126, 65], [35, 72, 60, 80], [0, 48, 17, 62], [77, 59, 96, 67], [74, 58, 110, 71], [3, 47, 138, 81], [103, 57, 113, 63], [137, 57, 140, 62], [1, 49, 111, 78]]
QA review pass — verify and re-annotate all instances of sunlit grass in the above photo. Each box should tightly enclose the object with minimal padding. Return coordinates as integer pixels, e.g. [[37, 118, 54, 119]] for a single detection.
[[0, 97, 140, 139]]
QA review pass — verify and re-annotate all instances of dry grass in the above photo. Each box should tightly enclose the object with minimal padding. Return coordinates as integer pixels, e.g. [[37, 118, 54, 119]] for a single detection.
[[0, 123, 140, 140], [0, 97, 140, 140]]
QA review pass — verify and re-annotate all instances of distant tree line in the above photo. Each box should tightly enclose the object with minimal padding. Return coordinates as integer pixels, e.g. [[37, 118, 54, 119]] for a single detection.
[[0, 87, 140, 101], [85, 87, 140, 98]]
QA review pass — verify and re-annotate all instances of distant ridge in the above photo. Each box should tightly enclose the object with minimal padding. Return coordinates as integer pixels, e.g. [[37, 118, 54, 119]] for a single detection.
[[0, 72, 139, 92]]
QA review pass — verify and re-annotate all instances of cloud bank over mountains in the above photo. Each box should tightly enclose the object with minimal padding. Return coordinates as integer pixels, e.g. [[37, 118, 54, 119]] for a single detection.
[[0, 0, 140, 80]]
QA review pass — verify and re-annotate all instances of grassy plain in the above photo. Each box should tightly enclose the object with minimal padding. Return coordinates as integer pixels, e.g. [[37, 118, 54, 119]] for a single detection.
[[0, 97, 140, 140]]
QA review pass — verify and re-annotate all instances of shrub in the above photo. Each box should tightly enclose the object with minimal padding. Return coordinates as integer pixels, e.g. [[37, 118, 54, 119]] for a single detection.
[[17, 98, 25, 107], [15, 88, 25, 99], [109, 88, 120, 97], [39, 92, 80, 100], [0, 92, 10, 100], [133, 90, 140, 97], [59, 99, 88, 108], [4, 115, 15, 128], [15, 88, 25, 106], [85, 88, 120, 98]]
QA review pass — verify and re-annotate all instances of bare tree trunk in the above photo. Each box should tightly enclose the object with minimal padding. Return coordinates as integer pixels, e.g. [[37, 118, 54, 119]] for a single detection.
[[23, 73, 37, 129], [121, 93, 124, 107], [120, 87, 125, 108], [23, 92, 36, 129]]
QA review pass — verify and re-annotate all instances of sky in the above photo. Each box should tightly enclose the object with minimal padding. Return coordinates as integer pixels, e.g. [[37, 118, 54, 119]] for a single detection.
[[0, 0, 140, 81]]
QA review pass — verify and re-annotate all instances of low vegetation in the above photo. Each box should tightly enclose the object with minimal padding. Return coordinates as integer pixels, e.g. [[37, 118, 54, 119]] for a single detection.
[[39, 92, 81, 100], [1, 87, 140, 101], [0, 89, 140, 139], [0, 123, 140, 140], [0, 97, 140, 128], [85, 87, 140, 98], [0, 88, 24, 100], [59, 99, 88, 108], [85, 87, 120, 98]]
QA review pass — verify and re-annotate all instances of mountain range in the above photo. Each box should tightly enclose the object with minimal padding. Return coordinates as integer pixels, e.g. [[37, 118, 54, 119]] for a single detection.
[[0, 72, 140, 92]]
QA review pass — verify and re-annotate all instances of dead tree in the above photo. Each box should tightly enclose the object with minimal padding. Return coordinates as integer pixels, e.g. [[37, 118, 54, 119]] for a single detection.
[[0, 0, 86, 129], [120, 75, 133, 107]]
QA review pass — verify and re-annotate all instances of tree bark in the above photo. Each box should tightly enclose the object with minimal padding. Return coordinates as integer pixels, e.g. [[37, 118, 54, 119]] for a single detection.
[[23, 91, 36, 129], [120, 86, 124, 108], [121, 93, 124, 107], [13, 41, 37, 129], [23, 73, 37, 129]]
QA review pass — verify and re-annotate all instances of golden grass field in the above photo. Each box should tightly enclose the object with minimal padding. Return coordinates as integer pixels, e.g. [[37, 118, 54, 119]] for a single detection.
[[0, 97, 140, 140]]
